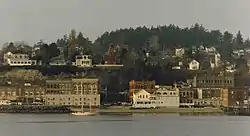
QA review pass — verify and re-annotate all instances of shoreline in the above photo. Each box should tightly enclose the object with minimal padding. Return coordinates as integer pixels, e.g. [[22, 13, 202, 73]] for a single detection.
[[72, 107, 224, 114], [0, 105, 241, 116]]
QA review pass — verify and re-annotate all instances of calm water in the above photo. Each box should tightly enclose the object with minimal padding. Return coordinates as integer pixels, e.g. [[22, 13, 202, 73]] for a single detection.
[[0, 113, 249, 136]]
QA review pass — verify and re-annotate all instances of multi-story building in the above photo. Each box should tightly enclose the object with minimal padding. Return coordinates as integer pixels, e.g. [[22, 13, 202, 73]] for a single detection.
[[22, 85, 45, 104], [155, 86, 179, 107], [3, 52, 36, 66], [193, 88, 228, 107], [194, 73, 235, 88], [179, 87, 194, 107], [72, 55, 92, 67], [228, 87, 249, 107], [45, 78, 100, 107], [129, 80, 156, 102], [131, 86, 179, 108], [0, 85, 45, 104], [132, 89, 157, 108], [0, 85, 21, 101], [71, 79, 100, 106]]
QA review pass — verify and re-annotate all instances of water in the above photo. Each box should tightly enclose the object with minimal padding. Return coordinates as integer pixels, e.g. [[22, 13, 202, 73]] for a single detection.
[[0, 113, 249, 136]]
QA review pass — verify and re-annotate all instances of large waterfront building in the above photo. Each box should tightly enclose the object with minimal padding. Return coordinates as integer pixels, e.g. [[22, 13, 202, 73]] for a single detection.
[[45, 78, 100, 107], [0, 85, 45, 104], [193, 88, 229, 107], [227, 87, 249, 107], [193, 73, 235, 88], [0, 85, 21, 101], [179, 87, 194, 107], [131, 86, 180, 108], [23, 85, 45, 104], [155, 86, 179, 108]]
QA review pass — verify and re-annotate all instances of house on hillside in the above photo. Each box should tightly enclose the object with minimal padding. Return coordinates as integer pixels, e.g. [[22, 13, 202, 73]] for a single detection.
[[3, 52, 36, 66], [72, 55, 92, 67], [188, 59, 199, 70], [210, 53, 221, 69], [175, 48, 185, 57]]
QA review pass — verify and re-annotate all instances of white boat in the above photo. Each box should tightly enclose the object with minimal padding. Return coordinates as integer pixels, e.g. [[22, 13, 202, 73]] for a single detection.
[[72, 111, 96, 116]]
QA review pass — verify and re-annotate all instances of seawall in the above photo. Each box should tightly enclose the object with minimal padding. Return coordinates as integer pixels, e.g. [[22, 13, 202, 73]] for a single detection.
[[0, 105, 71, 114]]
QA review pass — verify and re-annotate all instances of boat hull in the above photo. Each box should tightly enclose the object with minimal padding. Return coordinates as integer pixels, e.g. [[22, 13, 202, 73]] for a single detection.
[[72, 112, 96, 116]]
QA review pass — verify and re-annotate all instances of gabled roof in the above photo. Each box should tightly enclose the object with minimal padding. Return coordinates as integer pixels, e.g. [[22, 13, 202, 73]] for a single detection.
[[135, 89, 150, 95], [189, 59, 199, 64]]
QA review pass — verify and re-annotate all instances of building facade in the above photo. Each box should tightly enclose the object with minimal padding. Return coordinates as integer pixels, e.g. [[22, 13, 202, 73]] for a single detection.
[[45, 78, 100, 106], [188, 59, 199, 70], [0, 85, 21, 101], [193, 88, 228, 107], [155, 86, 179, 107], [129, 80, 156, 102], [72, 55, 92, 67], [4, 52, 36, 66], [194, 74, 235, 88], [132, 86, 180, 108], [228, 88, 249, 107], [132, 89, 157, 108], [0, 85, 45, 104], [179, 87, 194, 107], [23, 85, 45, 104]]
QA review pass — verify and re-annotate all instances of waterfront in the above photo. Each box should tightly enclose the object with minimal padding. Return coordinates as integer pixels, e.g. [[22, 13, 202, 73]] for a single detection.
[[0, 114, 249, 136]]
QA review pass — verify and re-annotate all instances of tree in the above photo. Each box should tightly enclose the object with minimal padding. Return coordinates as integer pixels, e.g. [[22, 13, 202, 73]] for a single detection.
[[244, 38, 250, 47], [222, 31, 233, 44], [76, 32, 92, 55], [2, 42, 17, 53], [56, 35, 69, 60], [68, 29, 77, 61], [236, 30, 243, 45]]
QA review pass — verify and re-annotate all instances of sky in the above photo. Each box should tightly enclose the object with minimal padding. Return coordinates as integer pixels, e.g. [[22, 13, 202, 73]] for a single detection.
[[0, 0, 250, 45]]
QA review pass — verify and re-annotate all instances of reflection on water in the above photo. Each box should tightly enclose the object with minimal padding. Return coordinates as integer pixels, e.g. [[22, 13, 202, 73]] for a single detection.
[[16, 119, 136, 124], [0, 114, 249, 136]]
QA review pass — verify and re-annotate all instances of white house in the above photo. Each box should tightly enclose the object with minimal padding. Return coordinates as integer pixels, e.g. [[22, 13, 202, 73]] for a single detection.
[[226, 64, 236, 73], [175, 48, 185, 57], [72, 55, 92, 67], [205, 47, 216, 53], [132, 89, 157, 109], [3, 52, 36, 66], [132, 87, 180, 108], [188, 59, 199, 70], [155, 86, 179, 108], [210, 53, 221, 69]]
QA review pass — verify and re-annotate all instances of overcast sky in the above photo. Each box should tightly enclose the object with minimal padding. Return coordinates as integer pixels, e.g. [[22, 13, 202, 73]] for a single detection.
[[0, 0, 249, 45]]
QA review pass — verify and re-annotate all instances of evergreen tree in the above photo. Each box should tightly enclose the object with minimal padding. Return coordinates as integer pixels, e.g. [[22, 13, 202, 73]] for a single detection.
[[236, 30, 243, 45]]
